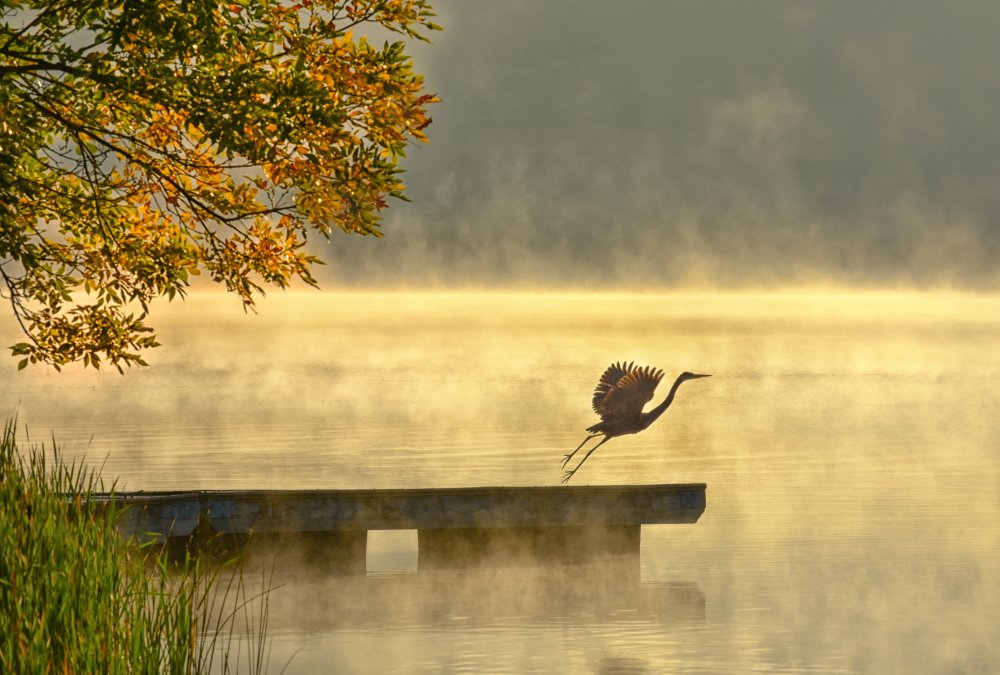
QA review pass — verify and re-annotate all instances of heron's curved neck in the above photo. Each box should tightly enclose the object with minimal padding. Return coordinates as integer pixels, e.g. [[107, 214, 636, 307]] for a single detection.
[[641, 376, 687, 428]]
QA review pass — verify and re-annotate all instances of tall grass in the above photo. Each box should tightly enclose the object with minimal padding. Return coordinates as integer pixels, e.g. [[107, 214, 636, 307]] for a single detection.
[[0, 419, 273, 674]]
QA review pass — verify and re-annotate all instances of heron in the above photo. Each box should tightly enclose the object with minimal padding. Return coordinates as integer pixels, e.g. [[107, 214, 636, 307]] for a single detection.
[[561, 362, 711, 483]]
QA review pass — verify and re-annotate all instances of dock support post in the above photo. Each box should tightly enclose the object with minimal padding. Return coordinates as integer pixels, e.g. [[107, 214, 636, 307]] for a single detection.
[[165, 526, 368, 575], [251, 530, 368, 574], [417, 525, 640, 571]]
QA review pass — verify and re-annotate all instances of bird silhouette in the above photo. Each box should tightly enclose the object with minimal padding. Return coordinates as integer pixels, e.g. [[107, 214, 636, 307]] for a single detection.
[[561, 362, 711, 483]]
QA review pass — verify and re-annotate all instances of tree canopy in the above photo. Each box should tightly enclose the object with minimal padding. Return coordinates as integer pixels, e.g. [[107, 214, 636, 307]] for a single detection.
[[0, 0, 438, 371]]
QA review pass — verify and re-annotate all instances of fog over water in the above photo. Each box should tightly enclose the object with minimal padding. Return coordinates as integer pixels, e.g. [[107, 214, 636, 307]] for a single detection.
[[5, 1, 1000, 672], [315, 0, 1000, 290], [3, 292, 998, 672]]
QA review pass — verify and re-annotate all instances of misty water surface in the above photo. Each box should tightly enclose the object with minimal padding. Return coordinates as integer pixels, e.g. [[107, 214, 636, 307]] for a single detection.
[[3, 291, 998, 673]]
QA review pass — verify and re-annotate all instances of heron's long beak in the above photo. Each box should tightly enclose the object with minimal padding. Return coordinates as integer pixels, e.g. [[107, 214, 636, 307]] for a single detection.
[[691, 373, 712, 379]]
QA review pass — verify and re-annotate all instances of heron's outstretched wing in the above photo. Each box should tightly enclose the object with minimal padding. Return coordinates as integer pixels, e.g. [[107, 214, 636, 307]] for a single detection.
[[591, 361, 634, 414], [592, 362, 664, 422]]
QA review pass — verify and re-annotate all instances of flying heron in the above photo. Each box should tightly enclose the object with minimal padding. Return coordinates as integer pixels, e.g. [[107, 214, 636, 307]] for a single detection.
[[561, 362, 711, 483]]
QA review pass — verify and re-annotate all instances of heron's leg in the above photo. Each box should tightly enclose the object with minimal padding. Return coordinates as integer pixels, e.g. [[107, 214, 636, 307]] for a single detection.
[[561, 435, 611, 483], [562, 434, 600, 468]]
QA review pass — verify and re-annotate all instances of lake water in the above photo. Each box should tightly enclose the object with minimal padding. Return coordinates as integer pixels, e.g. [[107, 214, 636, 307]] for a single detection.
[[4, 291, 999, 673]]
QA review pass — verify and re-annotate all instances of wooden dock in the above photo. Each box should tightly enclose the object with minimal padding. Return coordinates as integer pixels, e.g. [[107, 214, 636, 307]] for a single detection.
[[107, 483, 706, 573]]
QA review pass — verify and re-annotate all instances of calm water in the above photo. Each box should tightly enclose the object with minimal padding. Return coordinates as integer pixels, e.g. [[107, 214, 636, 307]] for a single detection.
[[4, 291, 999, 673]]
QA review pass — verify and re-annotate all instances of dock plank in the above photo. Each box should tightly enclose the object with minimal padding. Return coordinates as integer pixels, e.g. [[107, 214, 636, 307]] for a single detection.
[[108, 483, 706, 539]]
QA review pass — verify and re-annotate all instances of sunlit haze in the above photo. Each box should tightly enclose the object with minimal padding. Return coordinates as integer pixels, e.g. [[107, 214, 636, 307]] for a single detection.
[[3, 291, 998, 671], [5, 0, 1000, 672]]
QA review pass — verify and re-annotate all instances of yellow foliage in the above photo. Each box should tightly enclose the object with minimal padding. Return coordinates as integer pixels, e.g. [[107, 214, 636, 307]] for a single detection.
[[2, 0, 440, 370]]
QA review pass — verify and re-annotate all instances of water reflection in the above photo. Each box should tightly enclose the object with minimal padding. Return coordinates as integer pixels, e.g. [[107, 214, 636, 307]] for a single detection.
[[3, 291, 999, 672], [255, 566, 705, 674], [597, 657, 655, 675], [260, 568, 705, 633]]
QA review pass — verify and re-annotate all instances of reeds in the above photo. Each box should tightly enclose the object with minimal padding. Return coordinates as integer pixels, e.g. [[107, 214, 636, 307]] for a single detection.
[[0, 419, 273, 674]]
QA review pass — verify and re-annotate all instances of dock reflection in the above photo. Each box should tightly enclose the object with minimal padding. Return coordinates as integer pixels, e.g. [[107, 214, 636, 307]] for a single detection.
[[257, 566, 705, 632]]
